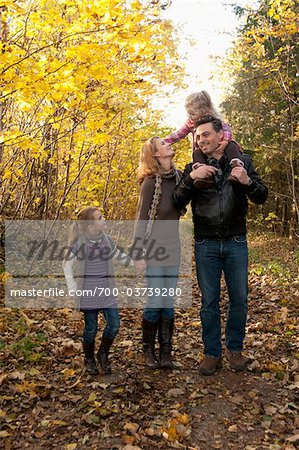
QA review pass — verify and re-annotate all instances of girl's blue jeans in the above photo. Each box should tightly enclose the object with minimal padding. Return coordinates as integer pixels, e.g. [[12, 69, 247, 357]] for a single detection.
[[83, 308, 120, 344], [195, 237, 248, 358], [143, 265, 179, 323]]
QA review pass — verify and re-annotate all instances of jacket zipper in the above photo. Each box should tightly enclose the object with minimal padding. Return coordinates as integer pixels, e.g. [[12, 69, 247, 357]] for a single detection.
[[219, 188, 223, 232]]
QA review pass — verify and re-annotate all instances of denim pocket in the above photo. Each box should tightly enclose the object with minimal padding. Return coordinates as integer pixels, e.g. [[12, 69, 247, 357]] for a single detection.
[[195, 239, 206, 245], [233, 235, 247, 243]]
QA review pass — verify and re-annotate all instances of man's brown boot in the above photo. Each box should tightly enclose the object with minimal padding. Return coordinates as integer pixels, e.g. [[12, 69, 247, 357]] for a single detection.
[[199, 356, 222, 375], [227, 351, 247, 371]]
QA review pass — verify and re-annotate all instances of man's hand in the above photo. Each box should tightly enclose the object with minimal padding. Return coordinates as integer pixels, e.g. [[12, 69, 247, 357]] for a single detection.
[[230, 167, 251, 185], [190, 164, 218, 180], [134, 259, 147, 274]]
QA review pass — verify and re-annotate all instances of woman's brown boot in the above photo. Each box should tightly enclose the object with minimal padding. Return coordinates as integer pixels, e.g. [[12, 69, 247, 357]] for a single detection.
[[142, 318, 159, 369]]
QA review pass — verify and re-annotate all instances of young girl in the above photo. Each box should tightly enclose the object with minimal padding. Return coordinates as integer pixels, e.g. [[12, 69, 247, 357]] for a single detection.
[[63, 206, 133, 375], [164, 90, 244, 187]]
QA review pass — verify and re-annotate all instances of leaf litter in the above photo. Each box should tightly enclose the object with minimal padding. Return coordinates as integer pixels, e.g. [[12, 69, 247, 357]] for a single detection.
[[0, 233, 298, 449]]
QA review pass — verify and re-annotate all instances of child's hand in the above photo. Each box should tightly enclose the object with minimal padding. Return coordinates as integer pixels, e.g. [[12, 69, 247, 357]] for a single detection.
[[186, 118, 195, 128], [215, 140, 229, 156], [134, 259, 147, 274]]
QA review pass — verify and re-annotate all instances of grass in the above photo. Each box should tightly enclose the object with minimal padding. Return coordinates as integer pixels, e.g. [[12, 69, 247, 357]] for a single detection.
[[248, 230, 299, 283], [10, 331, 48, 364]]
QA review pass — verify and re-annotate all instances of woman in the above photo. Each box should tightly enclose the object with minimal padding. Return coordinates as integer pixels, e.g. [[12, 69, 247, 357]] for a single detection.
[[133, 137, 182, 369]]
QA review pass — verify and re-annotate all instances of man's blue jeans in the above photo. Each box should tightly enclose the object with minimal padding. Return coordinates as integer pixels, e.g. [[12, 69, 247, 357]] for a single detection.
[[143, 265, 179, 323], [195, 237, 248, 357], [83, 308, 120, 344]]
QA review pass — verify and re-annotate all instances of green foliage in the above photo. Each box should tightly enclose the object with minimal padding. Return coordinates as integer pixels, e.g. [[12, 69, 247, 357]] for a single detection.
[[220, 0, 299, 236], [248, 230, 298, 285], [12, 317, 29, 335], [250, 261, 289, 278], [11, 331, 47, 363]]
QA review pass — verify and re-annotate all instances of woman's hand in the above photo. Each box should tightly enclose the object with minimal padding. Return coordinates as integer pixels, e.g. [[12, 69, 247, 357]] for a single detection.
[[134, 259, 147, 274]]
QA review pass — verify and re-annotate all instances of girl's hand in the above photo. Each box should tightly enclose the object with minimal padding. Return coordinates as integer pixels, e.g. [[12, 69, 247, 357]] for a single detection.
[[186, 118, 195, 128], [134, 259, 147, 274], [215, 140, 229, 156]]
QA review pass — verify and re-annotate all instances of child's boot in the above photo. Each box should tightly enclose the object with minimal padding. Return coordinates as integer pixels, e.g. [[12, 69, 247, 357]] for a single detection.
[[83, 341, 99, 375], [228, 158, 244, 183], [97, 336, 114, 374]]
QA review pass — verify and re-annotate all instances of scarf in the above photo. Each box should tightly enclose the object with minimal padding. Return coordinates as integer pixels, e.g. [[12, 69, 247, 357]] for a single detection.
[[145, 167, 181, 240]]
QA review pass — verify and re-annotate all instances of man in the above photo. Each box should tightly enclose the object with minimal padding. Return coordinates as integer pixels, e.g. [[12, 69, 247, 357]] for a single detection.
[[172, 116, 268, 375]]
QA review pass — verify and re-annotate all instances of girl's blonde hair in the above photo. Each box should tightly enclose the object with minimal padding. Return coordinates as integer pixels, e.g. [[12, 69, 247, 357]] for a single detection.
[[67, 206, 99, 248], [185, 90, 221, 119], [137, 136, 163, 184]]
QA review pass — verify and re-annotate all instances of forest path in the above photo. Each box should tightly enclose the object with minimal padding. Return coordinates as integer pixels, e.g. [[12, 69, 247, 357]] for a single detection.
[[0, 233, 298, 449]]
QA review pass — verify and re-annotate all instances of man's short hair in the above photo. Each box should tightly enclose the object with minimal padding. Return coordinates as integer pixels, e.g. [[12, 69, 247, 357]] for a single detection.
[[196, 116, 223, 133]]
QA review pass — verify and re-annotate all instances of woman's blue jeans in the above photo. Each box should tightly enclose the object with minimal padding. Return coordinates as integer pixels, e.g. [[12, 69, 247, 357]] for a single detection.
[[195, 237, 248, 357], [143, 265, 179, 323], [83, 308, 120, 344]]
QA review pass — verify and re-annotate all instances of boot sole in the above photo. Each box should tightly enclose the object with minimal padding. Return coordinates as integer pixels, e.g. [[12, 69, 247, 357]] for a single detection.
[[160, 361, 174, 369], [100, 368, 112, 374], [229, 364, 246, 371], [85, 368, 99, 375], [145, 360, 159, 369]]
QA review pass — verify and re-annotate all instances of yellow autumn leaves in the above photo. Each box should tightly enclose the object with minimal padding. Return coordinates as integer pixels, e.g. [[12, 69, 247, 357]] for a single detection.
[[0, 0, 185, 219]]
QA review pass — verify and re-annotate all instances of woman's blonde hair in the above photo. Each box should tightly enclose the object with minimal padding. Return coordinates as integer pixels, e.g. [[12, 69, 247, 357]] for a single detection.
[[185, 90, 221, 119], [137, 136, 163, 184]]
